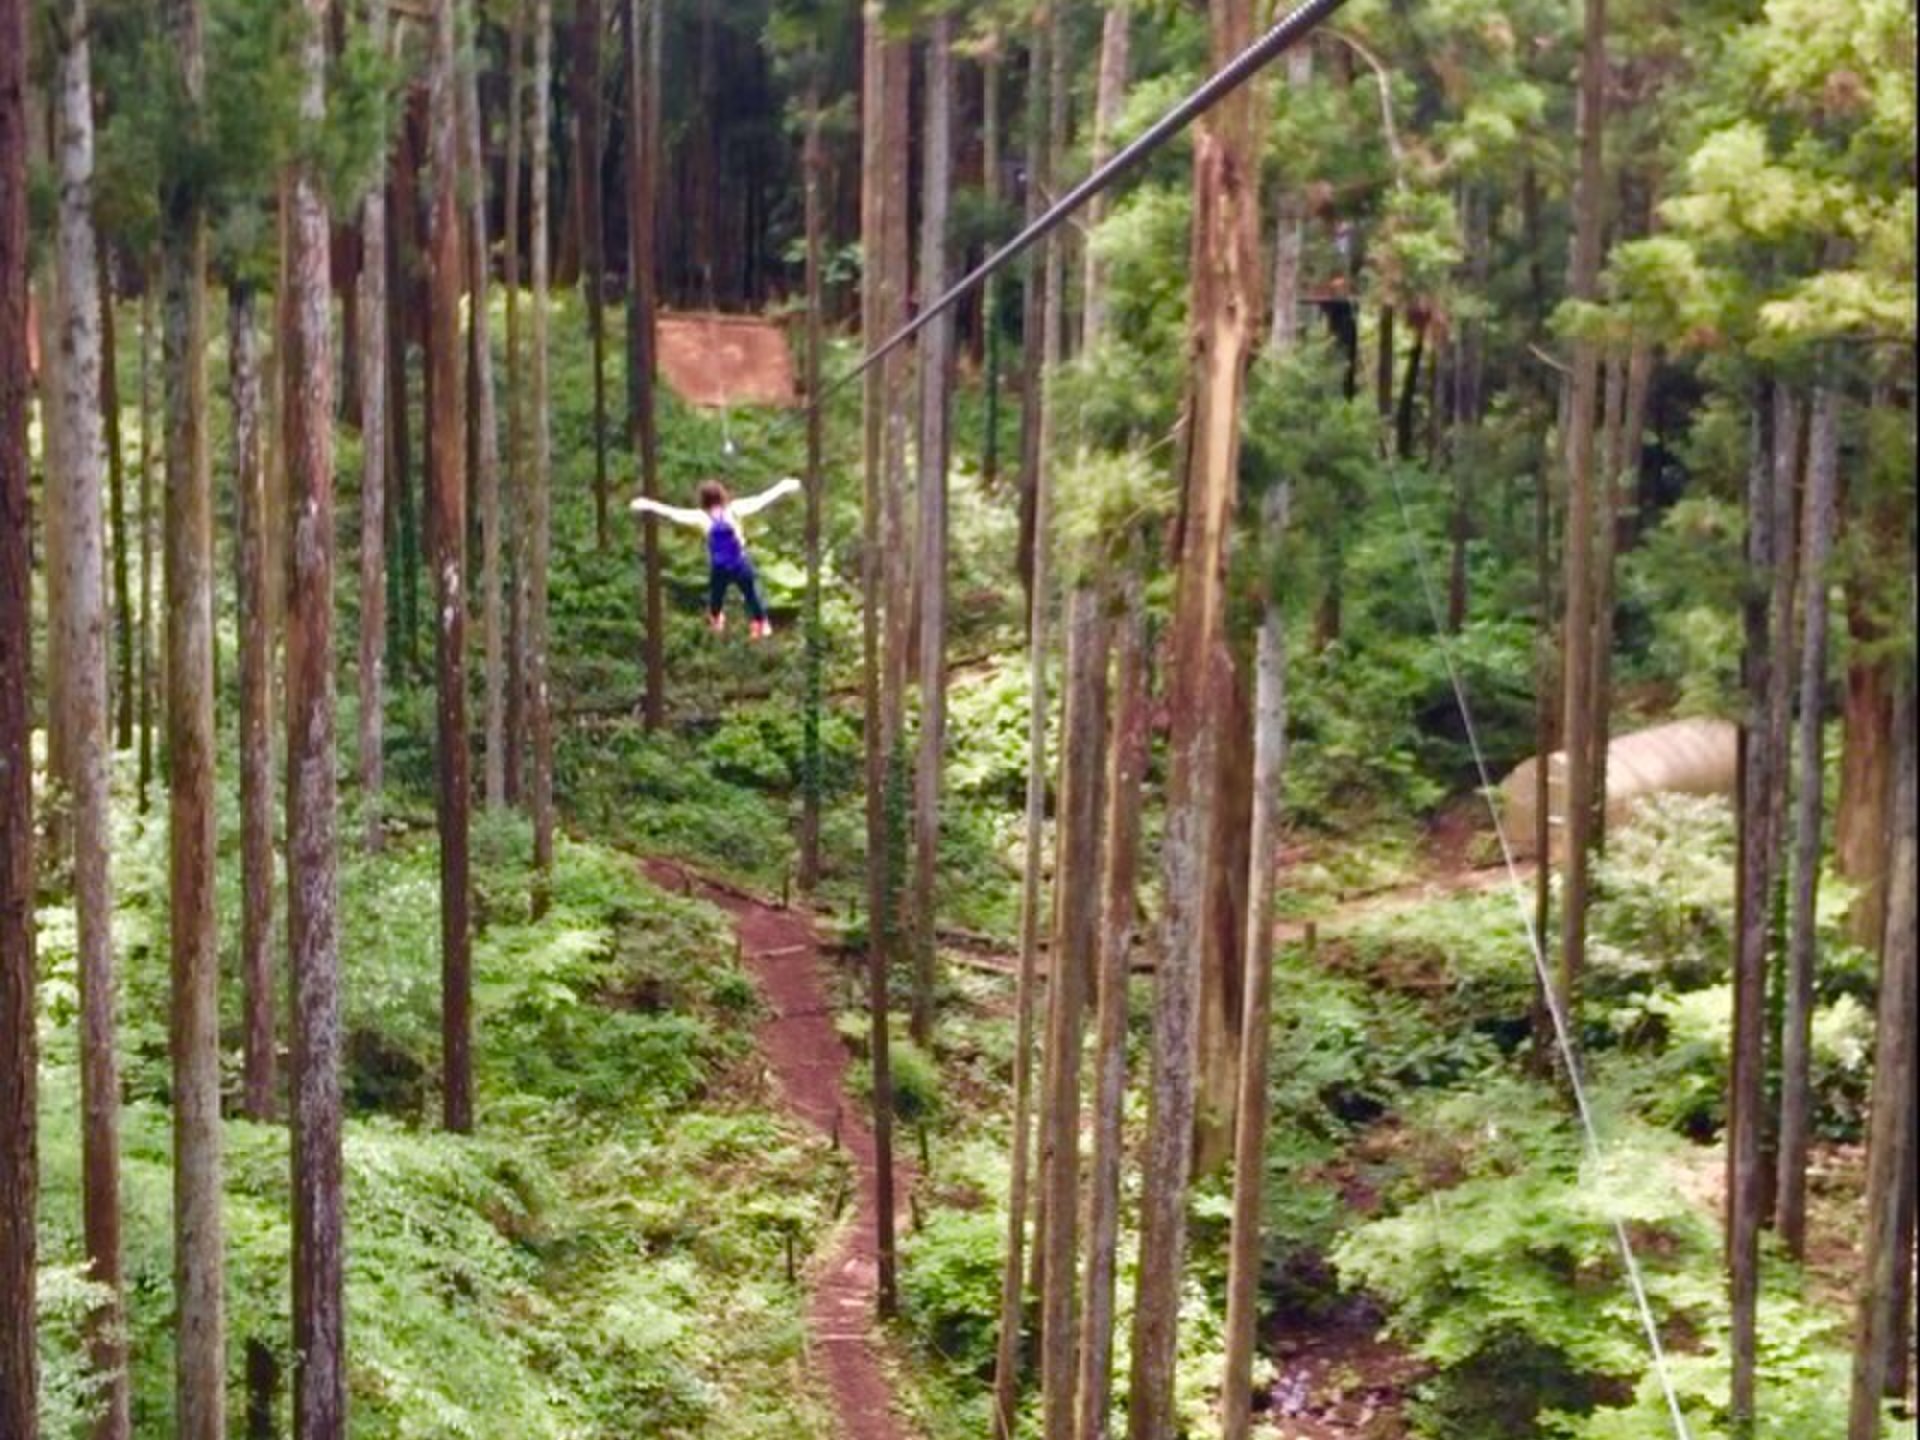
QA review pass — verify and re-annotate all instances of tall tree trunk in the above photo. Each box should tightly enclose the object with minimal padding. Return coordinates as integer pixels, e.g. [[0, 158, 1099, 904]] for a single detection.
[[1885, 1098, 1917, 1401], [910, 12, 955, 1047], [1222, 488, 1289, 1440], [1027, 0, 1073, 1328], [462, 5, 506, 811], [1080, 3, 1130, 352], [1729, 384, 1783, 1433], [40, 262, 71, 855], [357, 0, 390, 852], [1775, 380, 1840, 1258], [529, 0, 557, 906], [1838, 635, 1893, 952], [992, 17, 1056, 1430], [1127, 0, 1260, 1432], [1075, 567, 1148, 1440], [53, 12, 130, 1428], [429, 0, 474, 1134], [0, 0, 36, 1420], [503, 0, 527, 803], [858, 0, 903, 1324], [1835, 383, 1900, 950], [1041, 582, 1111, 1439], [1529, 417, 1559, 1067], [137, 274, 156, 812], [1267, 44, 1313, 355], [1012, 34, 1050, 616], [1557, 0, 1607, 1023], [626, 0, 663, 731], [1197, 659, 1252, 1176], [1445, 187, 1489, 635], [229, 287, 276, 1127], [285, 1, 344, 1428], [1373, 302, 1394, 445], [160, 0, 226, 1426], [878, 28, 912, 760], [1067, 103, 1141, 1427], [388, 128, 420, 682], [1849, 666, 1916, 1439], [571, 0, 609, 546], [797, 72, 824, 891], [979, 33, 1002, 488], [101, 250, 133, 751], [1764, 390, 1806, 909], [1394, 314, 1425, 461], [1589, 341, 1652, 851]]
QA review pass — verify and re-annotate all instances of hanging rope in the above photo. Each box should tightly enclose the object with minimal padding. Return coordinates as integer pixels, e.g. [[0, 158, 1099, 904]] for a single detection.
[[1382, 462, 1696, 1440]]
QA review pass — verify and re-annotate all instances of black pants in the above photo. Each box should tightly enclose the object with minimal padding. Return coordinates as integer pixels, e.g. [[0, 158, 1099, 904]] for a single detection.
[[708, 560, 767, 622]]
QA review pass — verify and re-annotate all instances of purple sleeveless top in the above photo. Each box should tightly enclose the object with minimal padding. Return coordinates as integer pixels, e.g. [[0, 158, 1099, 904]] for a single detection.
[[707, 511, 746, 568]]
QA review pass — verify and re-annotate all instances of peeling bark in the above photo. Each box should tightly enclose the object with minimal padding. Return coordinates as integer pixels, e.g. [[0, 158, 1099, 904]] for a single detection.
[[1127, 0, 1261, 1431]]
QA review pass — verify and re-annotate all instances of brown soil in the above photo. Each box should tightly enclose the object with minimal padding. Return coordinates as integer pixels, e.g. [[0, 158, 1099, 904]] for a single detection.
[[1257, 1303, 1422, 1439], [640, 858, 918, 1440], [655, 310, 798, 409]]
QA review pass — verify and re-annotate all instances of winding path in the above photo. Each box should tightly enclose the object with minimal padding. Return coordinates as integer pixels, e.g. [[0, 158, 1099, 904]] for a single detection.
[[641, 859, 917, 1440]]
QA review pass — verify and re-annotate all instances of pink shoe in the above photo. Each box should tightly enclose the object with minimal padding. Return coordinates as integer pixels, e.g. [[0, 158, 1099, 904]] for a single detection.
[[749, 619, 772, 641], [708, 612, 727, 634]]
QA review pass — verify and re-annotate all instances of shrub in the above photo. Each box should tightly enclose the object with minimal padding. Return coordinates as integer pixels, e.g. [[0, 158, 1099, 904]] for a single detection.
[[1332, 1079, 1722, 1440], [899, 1207, 1006, 1379]]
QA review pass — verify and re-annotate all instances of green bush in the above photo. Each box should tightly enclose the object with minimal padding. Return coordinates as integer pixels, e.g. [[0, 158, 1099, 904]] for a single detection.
[[899, 1207, 1006, 1379], [1332, 1079, 1721, 1439]]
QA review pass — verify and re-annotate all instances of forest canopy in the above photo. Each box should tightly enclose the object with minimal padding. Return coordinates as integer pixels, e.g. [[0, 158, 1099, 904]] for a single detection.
[[0, 0, 1912, 1436]]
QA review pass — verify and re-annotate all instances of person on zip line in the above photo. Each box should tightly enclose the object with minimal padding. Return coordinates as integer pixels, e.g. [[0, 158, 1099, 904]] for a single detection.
[[632, 475, 802, 639]]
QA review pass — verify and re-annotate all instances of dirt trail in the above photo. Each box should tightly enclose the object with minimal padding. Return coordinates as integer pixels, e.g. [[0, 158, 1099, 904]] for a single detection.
[[641, 858, 917, 1440]]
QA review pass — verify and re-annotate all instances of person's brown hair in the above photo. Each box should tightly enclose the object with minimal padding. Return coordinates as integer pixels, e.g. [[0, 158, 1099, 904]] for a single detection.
[[697, 479, 730, 511]]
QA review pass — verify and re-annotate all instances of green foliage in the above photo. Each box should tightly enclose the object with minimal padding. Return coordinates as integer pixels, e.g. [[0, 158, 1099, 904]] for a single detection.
[[34, 1263, 113, 1439], [35, 794, 830, 1438], [1333, 1079, 1721, 1438], [1590, 794, 1739, 988], [898, 1207, 1005, 1379], [887, 1039, 943, 1128]]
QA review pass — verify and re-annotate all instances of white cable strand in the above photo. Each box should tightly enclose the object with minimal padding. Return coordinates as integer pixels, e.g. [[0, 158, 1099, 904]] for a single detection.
[[1382, 461, 1696, 1440]]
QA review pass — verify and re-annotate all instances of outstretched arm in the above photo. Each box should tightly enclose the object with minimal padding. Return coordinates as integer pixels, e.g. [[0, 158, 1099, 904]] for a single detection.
[[630, 496, 711, 529], [730, 475, 804, 519]]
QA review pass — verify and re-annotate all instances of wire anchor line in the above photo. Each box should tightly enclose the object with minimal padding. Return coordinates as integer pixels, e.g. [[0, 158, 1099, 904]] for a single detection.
[[1382, 463, 1695, 1440]]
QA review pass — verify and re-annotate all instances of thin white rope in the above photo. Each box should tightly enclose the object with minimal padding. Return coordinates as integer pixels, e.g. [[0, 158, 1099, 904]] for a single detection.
[[1382, 461, 1696, 1440]]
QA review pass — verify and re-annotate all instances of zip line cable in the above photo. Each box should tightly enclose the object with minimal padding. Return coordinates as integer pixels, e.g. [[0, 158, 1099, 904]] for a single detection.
[[672, 5, 1697, 1430], [1382, 463, 1696, 1440], [830, 0, 1351, 402], [712, 0, 1352, 462]]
